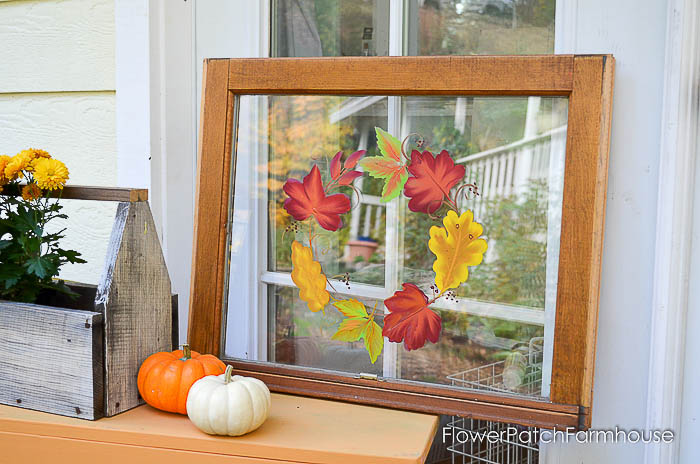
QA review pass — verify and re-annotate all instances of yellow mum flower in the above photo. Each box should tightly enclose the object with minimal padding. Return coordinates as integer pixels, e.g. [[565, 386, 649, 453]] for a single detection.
[[29, 148, 51, 159], [4, 151, 33, 180], [33, 158, 69, 190], [21, 183, 42, 201], [291, 240, 330, 313], [0, 155, 11, 183]]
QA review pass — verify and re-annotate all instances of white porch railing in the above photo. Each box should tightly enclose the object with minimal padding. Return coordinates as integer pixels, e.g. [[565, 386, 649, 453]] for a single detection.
[[455, 125, 567, 219], [347, 125, 568, 242]]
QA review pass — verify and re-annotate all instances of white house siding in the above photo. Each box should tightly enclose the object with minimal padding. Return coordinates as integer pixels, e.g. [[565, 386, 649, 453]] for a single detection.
[[0, 0, 117, 284]]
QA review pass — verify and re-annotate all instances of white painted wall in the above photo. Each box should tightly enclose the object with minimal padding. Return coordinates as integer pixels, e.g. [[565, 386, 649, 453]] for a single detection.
[[541, 0, 670, 462], [0, 0, 118, 285], [146, 0, 269, 344], [680, 131, 700, 463]]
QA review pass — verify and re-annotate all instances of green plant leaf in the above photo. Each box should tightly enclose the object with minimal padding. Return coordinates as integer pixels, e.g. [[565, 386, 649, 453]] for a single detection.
[[0, 262, 24, 281], [18, 235, 41, 254], [24, 256, 52, 279], [57, 249, 86, 264]]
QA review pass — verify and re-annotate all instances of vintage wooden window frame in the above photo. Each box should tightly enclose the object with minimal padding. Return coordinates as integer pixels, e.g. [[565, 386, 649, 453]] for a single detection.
[[188, 55, 614, 429]]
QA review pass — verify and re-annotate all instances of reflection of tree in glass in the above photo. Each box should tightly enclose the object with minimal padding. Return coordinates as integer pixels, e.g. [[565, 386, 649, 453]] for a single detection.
[[460, 180, 549, 308], [265, 96, 354, 270], [413, 0, 555, 56], [400, 180, 548, 309]]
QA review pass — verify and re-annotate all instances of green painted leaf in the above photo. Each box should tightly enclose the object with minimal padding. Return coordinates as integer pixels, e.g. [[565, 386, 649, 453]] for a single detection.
[[333, 298, 369, 318], [331, 317, 367, 342], [359, 127, 409, 202], [363, 320, 384, 364], [375, 127, 402, 162], [332, 298, 384, 364]]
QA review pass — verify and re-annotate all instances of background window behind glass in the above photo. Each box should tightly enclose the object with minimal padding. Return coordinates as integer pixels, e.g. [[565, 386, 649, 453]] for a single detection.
[[272, 0, 390, 57], [405, 0, 555, 55]]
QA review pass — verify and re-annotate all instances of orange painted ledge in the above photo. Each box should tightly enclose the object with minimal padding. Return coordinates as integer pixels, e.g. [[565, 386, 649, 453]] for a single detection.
[[0, 393, 438, 464]]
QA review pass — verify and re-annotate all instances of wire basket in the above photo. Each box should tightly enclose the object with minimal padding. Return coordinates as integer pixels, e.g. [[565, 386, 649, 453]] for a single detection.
[[446, 417, 539, 464], [446, 337, 544, 398], [440, 337, 544, 464]]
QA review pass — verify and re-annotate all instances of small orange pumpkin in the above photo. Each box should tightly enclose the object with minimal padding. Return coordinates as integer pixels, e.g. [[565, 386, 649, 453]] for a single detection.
[[137, 344, 226, 414]]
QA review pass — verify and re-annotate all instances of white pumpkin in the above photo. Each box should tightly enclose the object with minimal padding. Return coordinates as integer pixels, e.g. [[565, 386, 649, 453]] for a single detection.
[[186, 365, 271, 436]]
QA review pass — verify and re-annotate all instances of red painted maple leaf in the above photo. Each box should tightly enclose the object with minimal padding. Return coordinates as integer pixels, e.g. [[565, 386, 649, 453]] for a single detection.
[[403, 150, 466, 214], [382, 283, 442, 351], [283, 165, 351, 231], [330, 150, 365, 186]]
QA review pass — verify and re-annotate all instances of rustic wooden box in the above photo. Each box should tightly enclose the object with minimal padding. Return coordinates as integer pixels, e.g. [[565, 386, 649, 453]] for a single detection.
[[0, 301, 104, 419], [0, 187, 172, 420]]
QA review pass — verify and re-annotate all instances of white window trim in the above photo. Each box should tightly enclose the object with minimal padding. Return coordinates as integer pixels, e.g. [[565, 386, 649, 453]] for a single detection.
[[644, 0, 700, 463]]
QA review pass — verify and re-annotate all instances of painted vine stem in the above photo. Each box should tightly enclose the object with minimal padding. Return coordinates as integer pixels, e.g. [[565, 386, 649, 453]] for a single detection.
[[282, 128, 488, 363]]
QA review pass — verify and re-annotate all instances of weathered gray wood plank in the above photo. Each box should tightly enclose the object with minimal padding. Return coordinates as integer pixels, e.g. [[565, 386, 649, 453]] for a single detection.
[[96, 201, 172, 416], [0, 302, 104, 420]]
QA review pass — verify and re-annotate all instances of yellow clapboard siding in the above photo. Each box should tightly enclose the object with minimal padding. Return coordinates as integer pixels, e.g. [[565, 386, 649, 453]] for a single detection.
[[0, 0, 115, 93], [0, 91, 118, 284]]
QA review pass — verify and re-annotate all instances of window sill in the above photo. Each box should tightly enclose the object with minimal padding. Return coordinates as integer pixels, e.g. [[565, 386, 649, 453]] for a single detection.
[[0, 393, 438, 464]]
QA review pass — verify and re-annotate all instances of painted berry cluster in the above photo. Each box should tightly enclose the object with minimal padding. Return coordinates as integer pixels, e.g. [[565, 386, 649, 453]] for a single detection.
[[282, 128, 487, 363]]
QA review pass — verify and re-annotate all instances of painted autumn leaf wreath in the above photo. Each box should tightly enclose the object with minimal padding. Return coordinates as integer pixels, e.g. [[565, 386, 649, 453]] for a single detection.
[[282, 128, 487, 363]]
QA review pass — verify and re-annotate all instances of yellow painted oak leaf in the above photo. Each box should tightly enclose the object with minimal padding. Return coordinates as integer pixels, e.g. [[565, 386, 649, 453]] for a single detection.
[[291, 241, 330, 313], [428, 210, 487, 291], [331, 299, 384, 364]]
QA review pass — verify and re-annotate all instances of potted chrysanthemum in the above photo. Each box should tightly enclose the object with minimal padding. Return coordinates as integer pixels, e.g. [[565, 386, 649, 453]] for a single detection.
[[0, 148, 86, 302], [1, 148, 174, 421]]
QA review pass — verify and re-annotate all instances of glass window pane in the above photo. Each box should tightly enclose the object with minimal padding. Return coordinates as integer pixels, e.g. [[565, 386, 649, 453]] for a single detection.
[[265, 95, 389, 286], [269, 285, 384, 375], [224, 93, 567, 401], [404, 0, 555, 55], [273, 0, 390, 57], [398, 96, 568, 309]]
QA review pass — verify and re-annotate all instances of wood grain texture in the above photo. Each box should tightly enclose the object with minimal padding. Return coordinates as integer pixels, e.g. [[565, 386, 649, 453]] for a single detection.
[[0, 394, 438, 464], [550, 56, 615, 426], [0, 185, 148, 202], [0, 302, 104, 420], [190, 55, 615, 428], [0, 0, 115, 93], [228, 364, 579, 429], [228, 55, 574, 95], [188, 59, 230, 355], [97, 201, 172, 416], [0, 433, 290, 464]]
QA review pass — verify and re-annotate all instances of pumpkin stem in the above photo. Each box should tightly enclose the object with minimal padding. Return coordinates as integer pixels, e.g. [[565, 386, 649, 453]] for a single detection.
[[181, 344, 191, 361], [224, 365, 234, 384]]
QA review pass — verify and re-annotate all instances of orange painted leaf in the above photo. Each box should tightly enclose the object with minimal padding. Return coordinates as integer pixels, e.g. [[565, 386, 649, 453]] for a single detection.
[[359, 127, 408, 202], [382, 283, 442, 351], [403, 150, 465, 214], [291, 241, 330, 313]]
